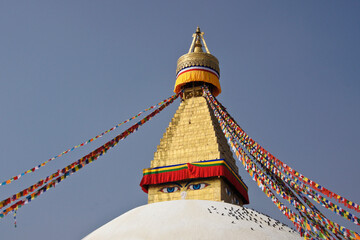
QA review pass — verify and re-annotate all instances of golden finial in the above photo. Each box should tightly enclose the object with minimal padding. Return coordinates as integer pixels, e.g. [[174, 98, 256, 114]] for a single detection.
[[196, 26, 201, 34], [174, 27, 221, 97], [188, 26, 211, 54]]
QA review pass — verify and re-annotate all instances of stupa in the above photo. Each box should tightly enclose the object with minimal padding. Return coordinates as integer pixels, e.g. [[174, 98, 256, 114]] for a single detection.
[[139, 26, 248, 206], [83, 27, 302, 240]]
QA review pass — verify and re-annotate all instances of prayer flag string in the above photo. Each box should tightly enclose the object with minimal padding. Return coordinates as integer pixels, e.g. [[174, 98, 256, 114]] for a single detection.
[[205, 87, 359, 214], [205, 91, 314, 238], [203, 86, 359, 216], [203, 87, 360, 227], [13, 210, 16, 228], [211, 105, 347, 239], [205, 89, 332, 239], [0, 94, 178, 187], [0, 93, 180, 218], [206, 90, 355, 239], [203, 86, 360, 240]]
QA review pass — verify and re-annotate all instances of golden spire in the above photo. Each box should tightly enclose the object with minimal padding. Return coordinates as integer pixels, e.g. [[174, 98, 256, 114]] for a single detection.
[[188, 26, 210, 53], [174, 27, 221, 97], [140, 27, 249, 206]]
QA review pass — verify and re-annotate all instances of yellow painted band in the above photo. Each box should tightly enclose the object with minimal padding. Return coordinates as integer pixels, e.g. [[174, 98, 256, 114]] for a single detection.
[[174, 70, 221, 96], [143, 164, 187, 174]]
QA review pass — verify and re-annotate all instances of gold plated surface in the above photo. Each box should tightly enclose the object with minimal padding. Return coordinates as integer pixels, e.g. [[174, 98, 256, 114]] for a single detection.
[[176, 27, 219, 75], [146, 95, 246, 205], [176, 52, 220, 75], [150, 96, 238, 171], [175, 27, 221, 96], [145, 28, 246, 206]]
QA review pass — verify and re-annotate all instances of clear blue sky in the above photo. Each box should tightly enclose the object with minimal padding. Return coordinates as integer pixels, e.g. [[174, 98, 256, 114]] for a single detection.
[[1, 1, 359, 239]]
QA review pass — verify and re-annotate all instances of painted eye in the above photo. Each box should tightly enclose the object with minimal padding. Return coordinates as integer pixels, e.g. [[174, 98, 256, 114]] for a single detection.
[[225, 187, 231, 196], [160, 186, 179, 193], [188, 183, 209, 190]]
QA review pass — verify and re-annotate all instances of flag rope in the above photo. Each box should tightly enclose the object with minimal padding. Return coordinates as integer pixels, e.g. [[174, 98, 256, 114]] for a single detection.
[[206, 93, 314, 238], [206, 88, 359, 213], [210, 102, 344, 239], [0, 92, 180, 218], [203, 86, 359, 217], [0, 94, 178, 187], [203, 86, 359, 240]]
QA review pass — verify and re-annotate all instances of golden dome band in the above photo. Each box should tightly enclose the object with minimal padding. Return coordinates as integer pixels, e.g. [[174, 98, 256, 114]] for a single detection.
[[174, 66, 221, 96], [176, 52, 220, 75], [174, 27, 221, 97]]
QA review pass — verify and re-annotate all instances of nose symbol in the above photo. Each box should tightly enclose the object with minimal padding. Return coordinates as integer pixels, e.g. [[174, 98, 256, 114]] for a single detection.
[[181, 191, 187, 199]]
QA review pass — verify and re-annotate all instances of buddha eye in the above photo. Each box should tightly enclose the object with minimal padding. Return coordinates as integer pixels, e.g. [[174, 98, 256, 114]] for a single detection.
[[160, 186, 179, 193], [187, 183, 209, 190]]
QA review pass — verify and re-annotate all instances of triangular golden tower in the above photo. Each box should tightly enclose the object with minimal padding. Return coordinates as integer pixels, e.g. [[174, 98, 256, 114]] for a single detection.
[[140, 27, 249, 206], [85, 27, 303, 240]]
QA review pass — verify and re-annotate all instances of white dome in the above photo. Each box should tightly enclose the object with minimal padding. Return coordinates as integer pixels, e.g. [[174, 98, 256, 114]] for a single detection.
[[83, 200, 302, 240]]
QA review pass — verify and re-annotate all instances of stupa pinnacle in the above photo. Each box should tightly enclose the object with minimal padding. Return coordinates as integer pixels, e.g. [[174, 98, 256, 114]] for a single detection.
[[140, 27, 249, 206], [174, 26, 221, 97]]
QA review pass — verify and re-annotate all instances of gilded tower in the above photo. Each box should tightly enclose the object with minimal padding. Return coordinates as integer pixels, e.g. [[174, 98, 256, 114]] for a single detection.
[[84, 27, 304, 240], [140, 27, 249, 206]]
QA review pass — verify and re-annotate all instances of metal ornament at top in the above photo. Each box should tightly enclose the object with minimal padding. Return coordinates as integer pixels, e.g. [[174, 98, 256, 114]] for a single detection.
[[174, 27, 221, 97], [188, 26, 211, 54]]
